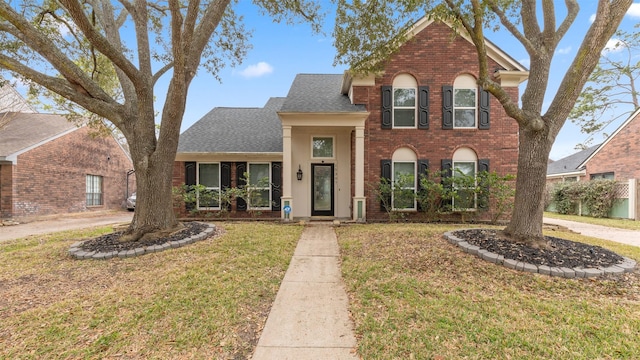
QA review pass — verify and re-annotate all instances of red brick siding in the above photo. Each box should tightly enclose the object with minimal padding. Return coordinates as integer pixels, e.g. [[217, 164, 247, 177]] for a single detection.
[[585, 112, 640, 181], [7, 126, 133, 218], [361, 22, 520, 220], [0, 164, 15, 218]]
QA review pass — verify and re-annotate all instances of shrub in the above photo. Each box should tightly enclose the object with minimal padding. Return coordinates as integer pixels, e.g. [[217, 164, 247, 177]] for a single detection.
[[581, 179, 618, 218]]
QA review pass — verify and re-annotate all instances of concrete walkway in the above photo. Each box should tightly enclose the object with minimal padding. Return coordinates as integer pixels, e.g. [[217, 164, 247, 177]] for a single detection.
[[543, 217, 640, 248], [252, 225, 359, 360]]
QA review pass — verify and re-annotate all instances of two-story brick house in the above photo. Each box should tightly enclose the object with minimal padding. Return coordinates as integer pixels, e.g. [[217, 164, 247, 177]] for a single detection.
[[174, 18, 528, 221]]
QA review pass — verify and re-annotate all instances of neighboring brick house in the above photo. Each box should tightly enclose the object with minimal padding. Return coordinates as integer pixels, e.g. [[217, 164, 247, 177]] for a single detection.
[[546, 144, 600, 184], [579, 108, 640, 181], [174, 18, 528, 221], [0, 112, 134, 219]]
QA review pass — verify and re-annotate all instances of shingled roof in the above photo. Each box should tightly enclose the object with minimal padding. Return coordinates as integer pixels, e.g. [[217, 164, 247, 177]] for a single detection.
[[547, 144, 600, 176], [178, 74, 367, 154], [280, 74, 367, 113], [177, 97, 285, 154], [0, 112, 78, 159]]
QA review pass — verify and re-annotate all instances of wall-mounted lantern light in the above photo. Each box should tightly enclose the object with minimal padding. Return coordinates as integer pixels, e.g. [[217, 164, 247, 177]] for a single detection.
[[297, 165, 303, 181]]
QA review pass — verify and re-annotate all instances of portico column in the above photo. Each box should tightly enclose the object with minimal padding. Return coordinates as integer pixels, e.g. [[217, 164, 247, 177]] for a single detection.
[[353, 126, 366, 221], [281, 126, 293, 220]]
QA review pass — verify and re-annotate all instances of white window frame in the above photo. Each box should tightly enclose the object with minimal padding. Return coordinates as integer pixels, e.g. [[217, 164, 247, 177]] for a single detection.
[[392, 161, 417, 211], [392, 74, 417, 129], [248, 162, 272, 210], [311, 136, 335, 159], [453, 75, 477, 129], [197, 162, 221, 210], [86, 174, 103, 206], [452, 161, 477, 210]]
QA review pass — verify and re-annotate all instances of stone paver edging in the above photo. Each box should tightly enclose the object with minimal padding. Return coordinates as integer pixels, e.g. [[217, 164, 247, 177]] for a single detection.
[[443, 230, 637, 278], [68, 223, 216, 260]]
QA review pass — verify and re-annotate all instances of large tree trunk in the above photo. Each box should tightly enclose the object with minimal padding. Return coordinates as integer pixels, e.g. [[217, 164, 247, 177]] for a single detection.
[[503, 124, 554, 246], [126, 150, 179, 241]]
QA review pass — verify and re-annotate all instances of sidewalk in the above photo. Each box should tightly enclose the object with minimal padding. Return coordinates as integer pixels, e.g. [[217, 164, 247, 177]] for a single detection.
[[252, 225, 359, 360], [543, 217, 640, 248]]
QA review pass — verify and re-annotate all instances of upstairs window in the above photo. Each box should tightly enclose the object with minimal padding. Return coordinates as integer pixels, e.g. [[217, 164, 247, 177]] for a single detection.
[[393, 74, 417, 128], [453, 75, 477, 128]]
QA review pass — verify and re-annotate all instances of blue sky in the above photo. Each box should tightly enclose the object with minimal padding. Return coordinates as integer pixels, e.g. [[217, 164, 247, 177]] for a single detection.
[[176, 1, 640, 161]]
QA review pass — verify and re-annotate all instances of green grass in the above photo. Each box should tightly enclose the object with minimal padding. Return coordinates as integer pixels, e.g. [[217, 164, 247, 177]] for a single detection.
[[544, 211, 640, 230], [337, 224, 640, 360], [0, 222, 302, 359]]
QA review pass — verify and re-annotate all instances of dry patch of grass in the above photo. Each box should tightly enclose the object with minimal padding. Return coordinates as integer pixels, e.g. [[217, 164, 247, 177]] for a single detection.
[[337, 224, 640, 359], [544, 211, 640, 231], [0, 223, 302, 359]]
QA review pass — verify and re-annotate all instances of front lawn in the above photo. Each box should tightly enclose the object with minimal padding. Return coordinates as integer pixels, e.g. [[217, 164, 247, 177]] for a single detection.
[[0, 223, 302, 359], [337, 224, 640, 359], [544, 211, 640, 231]]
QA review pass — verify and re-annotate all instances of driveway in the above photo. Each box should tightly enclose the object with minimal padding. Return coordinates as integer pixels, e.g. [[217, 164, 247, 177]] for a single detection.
[[544, 217, 640, 248], [0, 211, 133, 243]]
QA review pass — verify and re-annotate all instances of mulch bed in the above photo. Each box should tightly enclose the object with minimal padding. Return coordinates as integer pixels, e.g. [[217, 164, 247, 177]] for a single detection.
[[79, 222, 210, 253], [455, 229, 625, 269]]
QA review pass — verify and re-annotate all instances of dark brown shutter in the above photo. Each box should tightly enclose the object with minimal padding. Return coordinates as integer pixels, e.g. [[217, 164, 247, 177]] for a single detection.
[[185, 162, 196, 211], [418, 86, 429, 129], [236, 162, 247, 211], [441, 159, 453, 209], [271, 162, 282, 211], [417, 159, 429, 211], [221, 162, 232, 211], [380, 159, 392, 210], [477, 159, 490, 209], [442, 85, 453, 129], [479, 87, 490, 129], [381, 86, 392, 129]]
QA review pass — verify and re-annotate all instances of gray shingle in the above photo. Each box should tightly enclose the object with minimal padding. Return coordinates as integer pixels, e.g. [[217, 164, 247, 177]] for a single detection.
[[547, 144, 600, 175], [178, 97, 285, 153], [280, 74, 366, 113], [0, 112, 77, 157]]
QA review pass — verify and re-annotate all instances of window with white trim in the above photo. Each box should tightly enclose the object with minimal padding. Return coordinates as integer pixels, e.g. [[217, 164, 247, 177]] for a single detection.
[[86, 174, 103, 206], [198, 163, 220, 209], [453, 75, 477, 128], [393, 74, 417, 128], [312, 137, 334, 158], [248, 163, 271, 209], [452, 147, 478, 210], [392, 147, 417, 210]]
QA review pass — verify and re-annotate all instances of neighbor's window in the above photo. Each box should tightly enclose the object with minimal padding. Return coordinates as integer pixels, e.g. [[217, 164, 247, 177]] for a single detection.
[[198, 163, 220, 209], [312, 137, 334, 158], [453, 74, 477, 128], [590, 172, 614, 180], [248, 163, 271, 209], [86, 174, 103, 206], [393, 74, 417, 128]]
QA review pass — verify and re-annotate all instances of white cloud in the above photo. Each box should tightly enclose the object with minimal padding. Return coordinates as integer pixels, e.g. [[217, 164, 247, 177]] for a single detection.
[[589, 13, 596, 23], [556, 46, 572, 55], [603, 38, 627, 53], [518, 58, 530, 68], [627, 3, 640, 17], [238, 62, 274, 78]]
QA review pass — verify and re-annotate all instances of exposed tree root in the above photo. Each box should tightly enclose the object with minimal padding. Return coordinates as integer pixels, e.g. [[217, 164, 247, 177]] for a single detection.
[[499, 229, 553, 250], [120, 222, 185, 243]]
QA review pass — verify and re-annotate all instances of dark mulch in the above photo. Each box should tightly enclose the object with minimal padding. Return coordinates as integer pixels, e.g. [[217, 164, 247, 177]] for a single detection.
[[454, 229, 625, 269], [79, 222, 209, 253]]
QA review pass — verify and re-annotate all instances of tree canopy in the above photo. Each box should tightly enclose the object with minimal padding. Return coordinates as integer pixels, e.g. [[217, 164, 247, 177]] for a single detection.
[[0, 0, 323, 240]]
